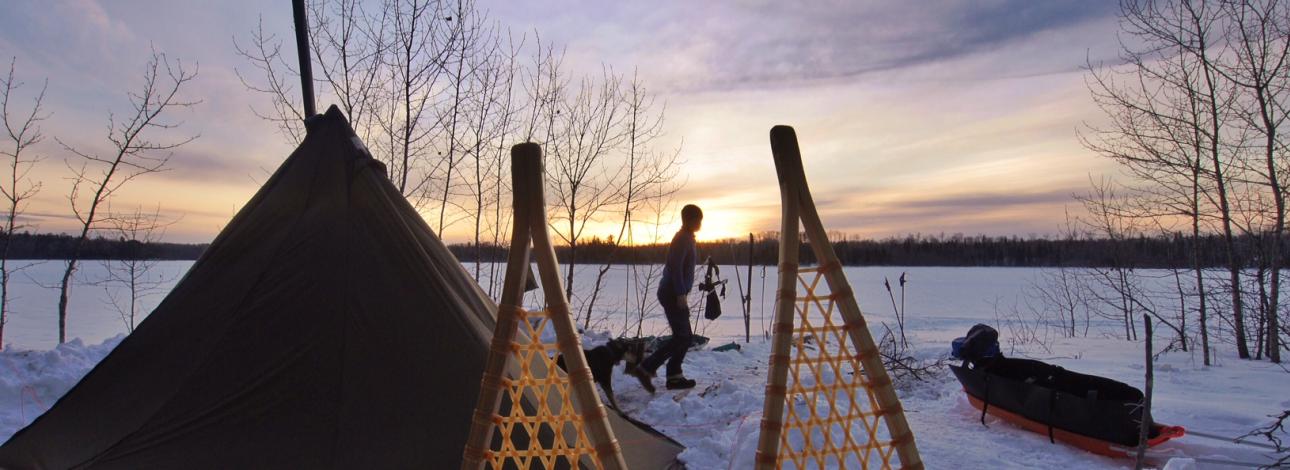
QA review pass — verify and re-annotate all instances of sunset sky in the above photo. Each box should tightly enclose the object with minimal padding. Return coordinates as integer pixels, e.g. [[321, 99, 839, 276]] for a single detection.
[[0, 0, 1125, 244]]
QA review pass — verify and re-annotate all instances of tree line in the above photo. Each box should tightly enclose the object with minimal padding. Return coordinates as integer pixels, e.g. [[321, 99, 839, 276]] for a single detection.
[[0, 232, 206, 260], [446, 232, 1261, 268], [11, 229, 1257, 269]]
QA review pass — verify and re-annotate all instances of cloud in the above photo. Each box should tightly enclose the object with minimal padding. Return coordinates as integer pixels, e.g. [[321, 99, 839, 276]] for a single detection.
[[12, 211, 81, 226], [3, 0, 1122, 242], [673, 1, 1117, 87], [879, 189, 1076, 212], [0, 0, 138, 82], [151, 147, 271, 184], [812, 187, 1084, 237], [490, 0, 1122, 93]]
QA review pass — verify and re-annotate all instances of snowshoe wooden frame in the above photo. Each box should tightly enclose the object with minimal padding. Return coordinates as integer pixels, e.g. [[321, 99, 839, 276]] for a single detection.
[[462, 143, 627, 470], [756, 126, 923, 470]]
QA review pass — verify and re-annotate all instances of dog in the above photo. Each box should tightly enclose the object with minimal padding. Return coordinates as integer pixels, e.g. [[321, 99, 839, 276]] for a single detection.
[[556, 337, 648, 410]]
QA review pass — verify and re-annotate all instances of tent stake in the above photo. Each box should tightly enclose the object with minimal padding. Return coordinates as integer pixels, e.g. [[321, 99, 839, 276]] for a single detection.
[[291, 0, 317, 118]]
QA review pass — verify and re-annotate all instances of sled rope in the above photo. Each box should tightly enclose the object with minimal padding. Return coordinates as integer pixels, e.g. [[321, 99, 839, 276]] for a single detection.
[[757, 125, 922, 470], [1120, 449, 1275, 468], [1185, 430, 1282, 451], [1119, 425, 1282, 467], [461, 143, 625, 470]]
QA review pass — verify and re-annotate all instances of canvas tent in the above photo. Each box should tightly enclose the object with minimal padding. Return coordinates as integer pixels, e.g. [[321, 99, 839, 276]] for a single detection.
[[0, 106, 682, 469]]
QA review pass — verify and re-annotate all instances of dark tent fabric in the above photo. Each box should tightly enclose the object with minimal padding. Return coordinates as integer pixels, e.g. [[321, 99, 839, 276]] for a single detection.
[[0, 106, 682, 469]]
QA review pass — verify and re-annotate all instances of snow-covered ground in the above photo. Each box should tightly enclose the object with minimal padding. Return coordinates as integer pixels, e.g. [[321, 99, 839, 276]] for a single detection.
[[612, 334, 1288, 469], [1, 263, 1287, 468]]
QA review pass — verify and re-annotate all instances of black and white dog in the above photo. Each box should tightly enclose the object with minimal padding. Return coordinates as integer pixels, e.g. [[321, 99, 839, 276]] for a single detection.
[[557, 337, 648, 409]]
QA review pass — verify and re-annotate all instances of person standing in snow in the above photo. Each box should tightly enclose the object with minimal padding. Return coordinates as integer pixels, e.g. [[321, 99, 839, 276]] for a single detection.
[[630, 204, 702, 392]]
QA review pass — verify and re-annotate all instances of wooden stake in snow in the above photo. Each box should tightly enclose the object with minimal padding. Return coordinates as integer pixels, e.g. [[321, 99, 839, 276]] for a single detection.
[[746, 232, 754, 343], [1135, 314, 1153, 469]]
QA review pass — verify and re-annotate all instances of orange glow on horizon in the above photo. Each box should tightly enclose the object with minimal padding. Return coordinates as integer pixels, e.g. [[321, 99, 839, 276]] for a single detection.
[[423, 203, 763, 247]]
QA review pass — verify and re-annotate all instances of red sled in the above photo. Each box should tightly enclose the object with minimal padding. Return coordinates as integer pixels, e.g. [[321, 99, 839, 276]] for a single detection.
[[951, 359, 1186, 459], [964, 394, 1186, 458]]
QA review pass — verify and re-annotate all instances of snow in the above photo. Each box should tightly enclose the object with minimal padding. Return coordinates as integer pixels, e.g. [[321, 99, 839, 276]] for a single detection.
[[1, 263, 1287, 469], [601, 335, 1287, 469], [0, 335, 123, 439]]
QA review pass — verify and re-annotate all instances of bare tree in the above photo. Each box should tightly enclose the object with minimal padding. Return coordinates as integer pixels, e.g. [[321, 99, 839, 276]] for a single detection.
[[626, 184, 677, 337], [1079, 179, 1197, 350], [234, 18, 308, 144], [96, 206, 175, 332], [1219, 0, 1290, 363], [0, 58, 47, 349], [236, 1, 687, 317], [1241, 409, 1289, 468], [1031, 219, 1092, 338], [1173, 0, 1252, 359], [236, 0, 456, 205], [464, 29, 522, 282], [1056, 211, 1093, 337], [1085, 0, 1254, 362], [238, 0, 504, 223], [579, 71, 680, 328], [481, 35, 525, 296], [518, 33, 564, 142], [433, 0, 487, 232], [1077, 179, 1140, 340], [992, 295, 1055, 356], [308, 0, 389, 140], [377, 0, 454, 202], [543, 68, 627, 306], [55, 51, 198, 344]]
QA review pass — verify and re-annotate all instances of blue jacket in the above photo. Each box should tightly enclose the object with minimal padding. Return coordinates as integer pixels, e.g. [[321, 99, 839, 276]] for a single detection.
[[659, 229, 697, 295]]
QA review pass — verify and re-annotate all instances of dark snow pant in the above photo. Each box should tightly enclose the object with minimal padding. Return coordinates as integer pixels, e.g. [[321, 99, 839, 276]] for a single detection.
[[641, 288, 692, 378]]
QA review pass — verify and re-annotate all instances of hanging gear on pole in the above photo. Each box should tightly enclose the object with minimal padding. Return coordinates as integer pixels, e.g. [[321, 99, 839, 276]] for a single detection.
[[697, 256, 726, 321]]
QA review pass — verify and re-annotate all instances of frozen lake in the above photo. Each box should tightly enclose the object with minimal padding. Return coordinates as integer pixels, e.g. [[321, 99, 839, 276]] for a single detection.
[[2, 260, 193, 351], [2, 261, 1111, 351]]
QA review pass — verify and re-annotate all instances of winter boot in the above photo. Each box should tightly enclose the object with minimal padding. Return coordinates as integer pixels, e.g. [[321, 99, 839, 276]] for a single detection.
[[665, 376, 696, 390]]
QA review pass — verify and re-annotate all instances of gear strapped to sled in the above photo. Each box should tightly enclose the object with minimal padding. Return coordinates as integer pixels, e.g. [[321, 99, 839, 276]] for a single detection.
[[947, 323, 1187, 459], [756, 126, 923, 470], [462, 144, 626, 470]]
